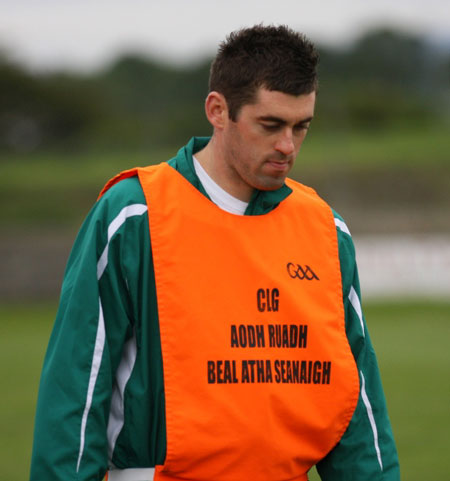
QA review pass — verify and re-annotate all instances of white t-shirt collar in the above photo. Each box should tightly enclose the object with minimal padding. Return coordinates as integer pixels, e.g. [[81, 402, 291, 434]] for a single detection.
[[193, 155, 249, 215]]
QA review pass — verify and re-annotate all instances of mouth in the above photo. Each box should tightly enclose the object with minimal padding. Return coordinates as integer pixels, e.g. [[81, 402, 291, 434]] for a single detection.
[[265, 158, 291, 173]]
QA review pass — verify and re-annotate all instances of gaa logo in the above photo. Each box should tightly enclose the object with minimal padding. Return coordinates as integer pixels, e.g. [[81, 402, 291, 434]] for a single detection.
[[287, 263, 319, 280]]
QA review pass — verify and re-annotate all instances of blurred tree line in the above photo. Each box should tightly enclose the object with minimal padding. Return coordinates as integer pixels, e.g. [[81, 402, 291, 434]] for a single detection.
[[0, 27, 449, 153]]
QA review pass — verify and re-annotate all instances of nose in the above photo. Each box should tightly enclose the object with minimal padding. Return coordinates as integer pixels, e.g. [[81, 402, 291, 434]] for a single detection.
[[275, 130, 295, 156]]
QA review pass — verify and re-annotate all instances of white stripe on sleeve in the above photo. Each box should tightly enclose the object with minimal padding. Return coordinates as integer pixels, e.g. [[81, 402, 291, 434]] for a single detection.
[[334, 217, 351, 236], [348, 286, 365, 337], [107, 330, 138, 460], [77, 202, 148, 472], [97, 204, 148, 279], [360, 371, 383, 471], [77, 299, 106, 472]]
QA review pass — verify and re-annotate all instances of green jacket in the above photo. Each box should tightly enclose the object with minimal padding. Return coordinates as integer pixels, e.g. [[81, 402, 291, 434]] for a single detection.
[[30, 137, 400, 480]]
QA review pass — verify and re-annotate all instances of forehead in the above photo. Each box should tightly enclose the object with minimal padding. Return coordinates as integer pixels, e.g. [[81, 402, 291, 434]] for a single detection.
[[242, 87, 316, 121]]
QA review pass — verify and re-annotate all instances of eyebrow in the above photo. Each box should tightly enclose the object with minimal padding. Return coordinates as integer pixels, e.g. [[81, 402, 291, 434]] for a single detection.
[[258, 115, 314, 126]]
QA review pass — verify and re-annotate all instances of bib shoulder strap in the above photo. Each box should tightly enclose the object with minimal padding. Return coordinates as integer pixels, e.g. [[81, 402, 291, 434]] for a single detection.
[[98, 165, 161, 200], [285, 177, 323, 204]]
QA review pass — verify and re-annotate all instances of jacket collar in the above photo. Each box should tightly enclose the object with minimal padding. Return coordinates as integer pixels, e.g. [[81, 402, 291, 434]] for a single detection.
[[169, 137, 292, 215]]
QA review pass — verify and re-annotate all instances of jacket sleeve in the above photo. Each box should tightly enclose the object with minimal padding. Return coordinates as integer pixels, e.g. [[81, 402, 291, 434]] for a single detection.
[[29, 178, 149, 480], [316, 213, 400, 480]]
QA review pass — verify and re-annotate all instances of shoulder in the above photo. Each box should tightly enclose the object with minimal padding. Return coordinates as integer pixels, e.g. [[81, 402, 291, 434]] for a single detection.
[[99, 175, 146, 208], [93, 176, 148, 226], [332, 209, 357, 297], [285, 177, 321, 203], [332, 209, 354, 256], [286, 178, 354, 246], [71, 176, 148, 255], [286, 178, 355, 256]]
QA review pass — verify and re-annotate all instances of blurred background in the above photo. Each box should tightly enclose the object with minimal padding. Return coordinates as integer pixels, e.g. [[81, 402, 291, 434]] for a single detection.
[[0, 1, 449, 480]]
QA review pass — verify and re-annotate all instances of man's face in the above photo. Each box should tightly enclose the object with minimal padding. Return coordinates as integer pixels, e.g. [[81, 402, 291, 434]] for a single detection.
[[221, 87, 316, 200]]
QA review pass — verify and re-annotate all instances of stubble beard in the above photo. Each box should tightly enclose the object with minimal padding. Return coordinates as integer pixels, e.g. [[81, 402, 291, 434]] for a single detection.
[[227, 147, 293, 193]]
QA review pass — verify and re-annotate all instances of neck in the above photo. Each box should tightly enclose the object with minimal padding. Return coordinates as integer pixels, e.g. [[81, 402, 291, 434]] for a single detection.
[[195, 136, 254, 202]]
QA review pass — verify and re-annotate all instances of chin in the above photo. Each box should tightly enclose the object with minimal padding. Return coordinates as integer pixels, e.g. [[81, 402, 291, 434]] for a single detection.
[[255, 179, 286, 192]]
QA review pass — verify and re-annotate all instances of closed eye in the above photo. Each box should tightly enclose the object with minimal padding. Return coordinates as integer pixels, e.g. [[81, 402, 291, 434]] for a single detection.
[[293, 123, 310, 133], [262, 123, 282, 132]]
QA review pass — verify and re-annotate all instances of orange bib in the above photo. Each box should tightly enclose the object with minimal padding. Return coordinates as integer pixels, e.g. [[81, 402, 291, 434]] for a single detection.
[[102, 163, 359, 481]]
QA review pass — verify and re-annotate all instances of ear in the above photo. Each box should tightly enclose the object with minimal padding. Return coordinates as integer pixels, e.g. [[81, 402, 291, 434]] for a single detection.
[[204, 91, 229, 130]]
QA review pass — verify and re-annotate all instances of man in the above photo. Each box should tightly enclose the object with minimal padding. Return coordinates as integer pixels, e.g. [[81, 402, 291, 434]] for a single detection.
[[30, 25, 400, 480]]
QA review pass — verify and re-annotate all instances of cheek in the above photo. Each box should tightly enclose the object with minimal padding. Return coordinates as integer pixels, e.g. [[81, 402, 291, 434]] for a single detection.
[[295, 132, 308, 149]]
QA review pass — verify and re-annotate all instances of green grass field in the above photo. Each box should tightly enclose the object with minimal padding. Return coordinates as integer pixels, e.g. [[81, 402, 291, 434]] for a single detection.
[[1, 300, 449, 480]]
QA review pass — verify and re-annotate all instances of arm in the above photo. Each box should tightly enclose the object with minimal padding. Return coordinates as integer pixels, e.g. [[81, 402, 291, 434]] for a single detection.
[[316, 213, 400, 480], [30, 178, 148, 480]]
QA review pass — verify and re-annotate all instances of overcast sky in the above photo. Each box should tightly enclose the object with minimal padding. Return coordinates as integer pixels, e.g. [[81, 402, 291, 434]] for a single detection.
[[1, 0, 449, 72]]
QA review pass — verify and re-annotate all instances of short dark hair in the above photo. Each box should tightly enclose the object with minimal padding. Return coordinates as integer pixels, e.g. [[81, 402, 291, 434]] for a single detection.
[[209, 25, 319, 120]]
